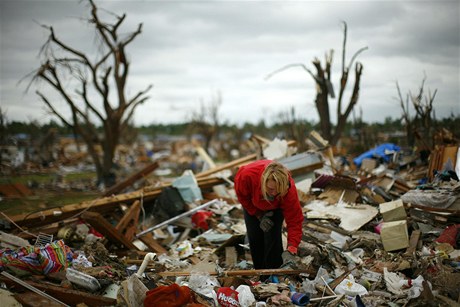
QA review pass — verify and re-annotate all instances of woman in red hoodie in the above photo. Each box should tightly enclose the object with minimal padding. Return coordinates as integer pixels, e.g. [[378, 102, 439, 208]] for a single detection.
[[234, 160, 304, 270]]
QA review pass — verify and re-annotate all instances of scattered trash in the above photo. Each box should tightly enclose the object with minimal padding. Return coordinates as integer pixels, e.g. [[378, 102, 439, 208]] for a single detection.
[[0, 135, 458, 306]]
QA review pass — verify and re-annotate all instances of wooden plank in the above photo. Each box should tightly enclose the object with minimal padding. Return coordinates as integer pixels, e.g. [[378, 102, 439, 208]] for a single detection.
[[1, 278, 116, 306], [12, 183, 33, 196], [116, 200, 141, 241], [0, 183, 30, 198], [195, 146, 216, 168], [405, 229, 421, 255], [9, 186, 163, 228], [441, 146, 458, 169], [305, 222, 332, 234], [137, 233, 168, 254], [158, 267, 315, 277], [81, 211, 138, 250], [196, 177, 226, 189], [9, 176, 225, 229], [14, 291, 63, 307], [427, 149, 437, 181], [428, 147, 443, 181], [308, 131, 329, 148], [289, 161, 324, 178], [251, 134, 271, 145], [103, 161, 159, 196], [225, 246, 237, 267], [405, 203, 460, 216], [195, 153, 257, 179], [327, 267, 356, 293], [16, 221, 75, 240]]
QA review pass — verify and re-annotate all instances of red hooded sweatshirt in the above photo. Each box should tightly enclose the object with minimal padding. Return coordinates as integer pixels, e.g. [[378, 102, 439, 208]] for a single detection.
[[234, 159, 304, 249]]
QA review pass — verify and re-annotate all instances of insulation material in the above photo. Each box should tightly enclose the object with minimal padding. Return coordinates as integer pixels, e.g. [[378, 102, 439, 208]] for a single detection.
[[305, 200, 378, 232]]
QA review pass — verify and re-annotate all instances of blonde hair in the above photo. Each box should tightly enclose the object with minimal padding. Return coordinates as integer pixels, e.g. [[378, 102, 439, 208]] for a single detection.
[[261, 161, 290, 200]]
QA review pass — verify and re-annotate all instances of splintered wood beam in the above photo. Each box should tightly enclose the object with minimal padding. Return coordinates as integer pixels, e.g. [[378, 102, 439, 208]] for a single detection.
[[1, 276, 116, 306], [225, 246, 237, 267], [137, 233, 167, 254], [196, 177, 226, 189], [14, 292, 66, 307], [116, 200, 141, 241], [103, 161, 159, 197], [195, 141, 297, 180], [327, 266, 358, 291], [158, 267, 315, 277], [405, 203, 460, 216], [195, 153, 257, 179], [289, 162, 324, 178], [9, 175, 225, 229], [405, 229, 421, 255], [9, 186, 164, 228], [81, 211, 138, 250]]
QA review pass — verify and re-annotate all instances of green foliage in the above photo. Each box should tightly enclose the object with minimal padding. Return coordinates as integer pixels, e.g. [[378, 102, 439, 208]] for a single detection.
[[0, 171, 98, 215], [138, 123, 189, 136], [7, 120, 73, 136], [0, 173, 53, 185], [0, 171, 96, 186], [438, 113, 460, 134], [0, 190, 100, 215], [4, 115, 459, 151]]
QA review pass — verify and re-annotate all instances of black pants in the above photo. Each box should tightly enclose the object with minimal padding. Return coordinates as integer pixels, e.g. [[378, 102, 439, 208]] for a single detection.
[[244, 208, 284, 270]]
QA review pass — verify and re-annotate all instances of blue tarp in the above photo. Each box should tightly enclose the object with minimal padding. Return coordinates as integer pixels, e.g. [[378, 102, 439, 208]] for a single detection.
[[353, 143, 401, 167]]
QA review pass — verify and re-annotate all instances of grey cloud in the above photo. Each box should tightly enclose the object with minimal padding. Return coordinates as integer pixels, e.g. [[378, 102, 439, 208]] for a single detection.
[[1, 0, 459, 126]]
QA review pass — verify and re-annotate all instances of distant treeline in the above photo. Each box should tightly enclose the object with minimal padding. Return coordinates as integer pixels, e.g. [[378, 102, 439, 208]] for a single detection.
[[4, 115, 460, 148]]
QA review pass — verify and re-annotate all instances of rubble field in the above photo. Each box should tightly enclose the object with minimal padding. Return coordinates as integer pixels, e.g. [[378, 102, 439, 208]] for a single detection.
[[0, 135, 459, 307]]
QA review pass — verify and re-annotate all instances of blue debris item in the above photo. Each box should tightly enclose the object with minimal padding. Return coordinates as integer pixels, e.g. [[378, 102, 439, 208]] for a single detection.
[[289, 284, 310, 306], [353, 143, 401, 168], [267, 275, 279, 283]]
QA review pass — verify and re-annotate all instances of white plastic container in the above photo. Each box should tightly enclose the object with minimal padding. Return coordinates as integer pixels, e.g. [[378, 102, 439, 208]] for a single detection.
[[66, 267, 101, 291]]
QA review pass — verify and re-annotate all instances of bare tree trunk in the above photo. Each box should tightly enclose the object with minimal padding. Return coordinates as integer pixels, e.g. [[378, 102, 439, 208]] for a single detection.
[[31, 0, 152, 187], [411, 76, 437, 149], [396, 76, 437, 149], [266, 22, 367, 146], [331, 62, 363, 145], [188, 90, 222, 155], [312, 55, 333, 141], [396, 81, 415, 146]]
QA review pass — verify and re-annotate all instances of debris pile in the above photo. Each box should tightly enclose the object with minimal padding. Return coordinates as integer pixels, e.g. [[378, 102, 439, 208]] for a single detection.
[[0, 133, 459, 306]]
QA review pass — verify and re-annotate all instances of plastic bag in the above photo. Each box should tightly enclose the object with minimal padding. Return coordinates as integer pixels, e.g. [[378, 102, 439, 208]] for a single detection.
[[236, 285, 255, 307]]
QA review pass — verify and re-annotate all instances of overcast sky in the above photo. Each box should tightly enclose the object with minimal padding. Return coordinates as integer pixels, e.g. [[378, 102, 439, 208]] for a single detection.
[[1, 0, 459, 127]]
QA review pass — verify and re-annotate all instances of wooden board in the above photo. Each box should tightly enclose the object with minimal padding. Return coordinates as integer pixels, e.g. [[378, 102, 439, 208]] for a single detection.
[[103, 162, 159, 196], [116, 200, 141, 241], [1, 278, 116, 306], [82, 211, 137, 250]]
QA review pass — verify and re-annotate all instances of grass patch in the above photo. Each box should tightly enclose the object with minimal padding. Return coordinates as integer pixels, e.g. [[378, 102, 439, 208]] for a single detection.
[[0, 190, 101, 216], [0, 171, 99, 216], [0, 173, 55, 186], [0, 171, 97, 185]]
